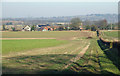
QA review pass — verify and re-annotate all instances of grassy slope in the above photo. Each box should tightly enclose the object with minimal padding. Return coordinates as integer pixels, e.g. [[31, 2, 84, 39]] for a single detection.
[[67, 38, 120, 75], [98, 40, 120, 75], [2, 39, 68, 55]]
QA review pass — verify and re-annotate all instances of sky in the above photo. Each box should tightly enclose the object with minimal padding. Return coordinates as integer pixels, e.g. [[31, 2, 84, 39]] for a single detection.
[[2, 0, 119, 2], [2, 2, 118, 18]]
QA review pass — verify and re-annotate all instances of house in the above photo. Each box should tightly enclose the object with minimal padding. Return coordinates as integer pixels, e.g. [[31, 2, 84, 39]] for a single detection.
[[36, 24, 51, 31], [23, 25, 31, 31], [52, 26, 59, 31]]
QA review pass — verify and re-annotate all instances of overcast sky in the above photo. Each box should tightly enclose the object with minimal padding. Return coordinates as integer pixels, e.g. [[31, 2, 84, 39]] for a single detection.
[[2, 2, 118, 18]]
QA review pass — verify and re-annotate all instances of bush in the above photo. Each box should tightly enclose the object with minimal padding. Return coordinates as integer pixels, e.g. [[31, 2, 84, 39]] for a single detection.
[[11, 27, 16, 31], [31, 25, 36, 31], [85, 25, 91, 30], [91, 25, 98, 31], [58, 26, 64, 31]]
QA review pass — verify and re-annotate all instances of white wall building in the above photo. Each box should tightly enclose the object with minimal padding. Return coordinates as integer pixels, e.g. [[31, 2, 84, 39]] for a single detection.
[[23, 25, 31, 31]]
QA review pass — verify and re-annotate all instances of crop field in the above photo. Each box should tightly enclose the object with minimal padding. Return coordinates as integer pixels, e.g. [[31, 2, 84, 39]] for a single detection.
[[2, 39, 68, 55], [2, 31, 120, 75]]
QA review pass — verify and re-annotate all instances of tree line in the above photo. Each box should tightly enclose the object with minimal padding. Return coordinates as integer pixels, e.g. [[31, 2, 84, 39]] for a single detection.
[[2, 17, 119, 31]]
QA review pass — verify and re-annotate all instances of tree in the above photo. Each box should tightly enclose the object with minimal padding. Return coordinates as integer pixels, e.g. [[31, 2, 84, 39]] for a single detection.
[[70, 18, 82, 30], [101, 19, 107, 30], [6, 22, 13, 25], [11, 27, 16, 31], [95, 19, 107, 30], [31, 25, 36, 31], [84, 20, 91, 26], [58, 26, 64, 31], [91, 25, 98, 31], [2, 25, 6, 31], [85, 25, 91, 30]]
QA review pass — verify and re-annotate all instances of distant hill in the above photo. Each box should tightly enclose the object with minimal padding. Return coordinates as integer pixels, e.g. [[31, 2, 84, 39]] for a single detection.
[[77, 14, 118, 23], [2, 14, 118, 25]]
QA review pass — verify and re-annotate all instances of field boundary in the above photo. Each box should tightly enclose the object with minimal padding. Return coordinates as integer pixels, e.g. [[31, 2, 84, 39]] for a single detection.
[[98, 31, 120, 55]]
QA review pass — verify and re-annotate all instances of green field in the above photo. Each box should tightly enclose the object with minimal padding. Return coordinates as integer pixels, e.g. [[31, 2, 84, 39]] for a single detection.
[[2, 39, 68, 55], [2, 31, 120, 75], [100, 30, 119, 41]]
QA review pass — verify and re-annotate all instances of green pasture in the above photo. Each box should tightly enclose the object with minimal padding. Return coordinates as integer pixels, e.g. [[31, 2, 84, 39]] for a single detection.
[[2, 39, 68, 55], [100, 30, 119, 41], [2, 38, 89, 74]]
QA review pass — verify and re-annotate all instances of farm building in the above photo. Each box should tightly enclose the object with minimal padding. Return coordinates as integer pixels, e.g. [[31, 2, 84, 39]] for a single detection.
[[23, 25, 31, 31], [36, 24, 51, 31], [53, 26, 60, 31]]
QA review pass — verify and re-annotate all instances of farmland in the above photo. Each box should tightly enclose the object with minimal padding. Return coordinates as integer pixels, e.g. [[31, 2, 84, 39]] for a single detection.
[[2, 31, 120, 75], [2, 31, 95, 39], [2, 39, 68, 55], [100, 30, 119, 41]]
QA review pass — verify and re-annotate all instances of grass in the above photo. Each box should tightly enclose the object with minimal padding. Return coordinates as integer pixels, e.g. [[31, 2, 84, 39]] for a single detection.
[[2, 31, 95, 40], [2, 35, 91, 74], [2, 39, 68, 55], [66, 38, 120, 75], [2, 31, 120, 74], [2, 38, 89, 74], [103, 31, 118, 38], [98, 40, 120, 75], [100, 30, 119, 41]]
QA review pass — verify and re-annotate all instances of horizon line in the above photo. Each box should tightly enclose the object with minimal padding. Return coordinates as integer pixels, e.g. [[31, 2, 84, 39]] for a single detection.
[[2, 13, 118, 19]]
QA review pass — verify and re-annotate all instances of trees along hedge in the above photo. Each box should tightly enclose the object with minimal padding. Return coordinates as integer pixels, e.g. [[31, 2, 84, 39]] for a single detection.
[[11, 27, 16, 31], [70, 18, 82, 30], [91, 25, 98, 31], [2, 25, 6, 31], [31, 25, 36, 31]]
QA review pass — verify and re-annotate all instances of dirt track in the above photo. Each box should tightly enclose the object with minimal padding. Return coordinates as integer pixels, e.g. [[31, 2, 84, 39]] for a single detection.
[[1, 38, 56, 40]]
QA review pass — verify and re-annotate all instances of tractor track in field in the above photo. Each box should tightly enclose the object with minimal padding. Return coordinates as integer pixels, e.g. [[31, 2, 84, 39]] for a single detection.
[[63, 42, 90, 69]]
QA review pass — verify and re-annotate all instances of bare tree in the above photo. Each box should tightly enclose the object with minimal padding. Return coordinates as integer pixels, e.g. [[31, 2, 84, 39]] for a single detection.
[[70, 18, 82, 30]]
